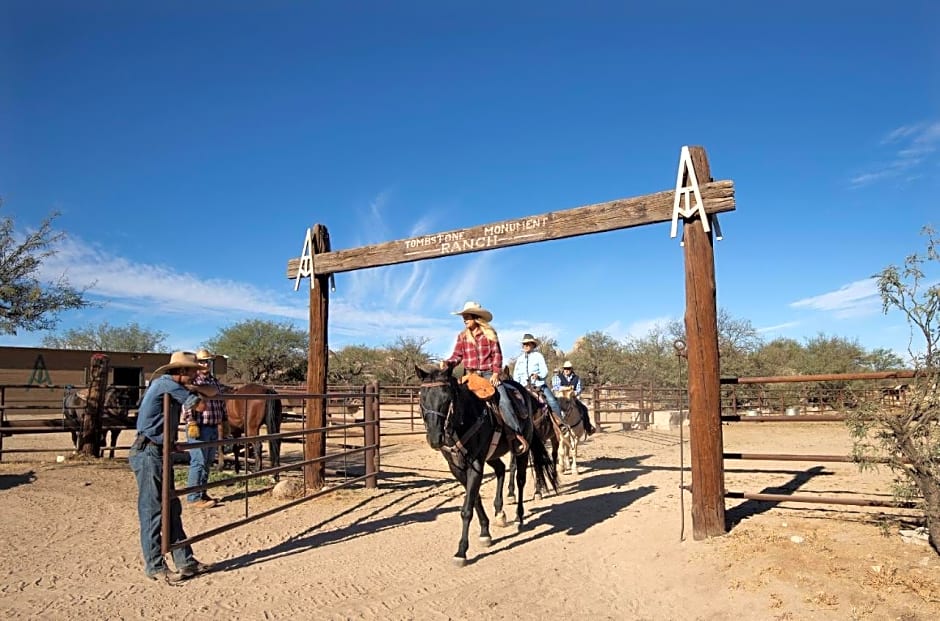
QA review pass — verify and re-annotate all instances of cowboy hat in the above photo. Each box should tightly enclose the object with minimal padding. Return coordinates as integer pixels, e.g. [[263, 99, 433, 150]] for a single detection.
[[451, 301, 493, 322], [151, 351, 206, 378], [196, 348, 217, 361], [520, 333, 538, 345], [563, 361, 574, 369]]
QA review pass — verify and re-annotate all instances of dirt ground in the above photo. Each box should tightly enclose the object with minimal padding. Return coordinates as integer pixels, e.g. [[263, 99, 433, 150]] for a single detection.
[[1, 417, 938, 621]]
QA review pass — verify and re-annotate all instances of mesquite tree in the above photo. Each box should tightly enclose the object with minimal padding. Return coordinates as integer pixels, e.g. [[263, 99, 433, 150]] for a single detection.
[[848, 226, 940, 554]]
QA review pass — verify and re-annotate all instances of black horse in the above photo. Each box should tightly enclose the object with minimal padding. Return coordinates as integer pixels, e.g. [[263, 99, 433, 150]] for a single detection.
[[416, 364, 558, 566]]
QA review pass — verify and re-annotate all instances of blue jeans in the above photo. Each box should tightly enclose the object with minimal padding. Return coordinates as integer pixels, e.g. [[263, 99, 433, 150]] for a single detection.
[[186, 424, 219, 502], [480, 372, 521, 433], [129, 440, 195, 576], [540, 385, 561, 416]]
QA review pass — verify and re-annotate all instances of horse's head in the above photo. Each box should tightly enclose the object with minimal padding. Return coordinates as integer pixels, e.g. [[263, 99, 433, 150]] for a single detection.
[[415, 364, 457, 450], [63, 388, 85, 425], [104, 386, 134, 420]]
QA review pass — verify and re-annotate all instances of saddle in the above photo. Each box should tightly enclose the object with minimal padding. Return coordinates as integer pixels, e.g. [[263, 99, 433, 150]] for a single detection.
[[480, 381, 532, 456]]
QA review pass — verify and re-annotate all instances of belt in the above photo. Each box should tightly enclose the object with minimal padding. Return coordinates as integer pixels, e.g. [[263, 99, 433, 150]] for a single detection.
[[135, 434, 163, 450]]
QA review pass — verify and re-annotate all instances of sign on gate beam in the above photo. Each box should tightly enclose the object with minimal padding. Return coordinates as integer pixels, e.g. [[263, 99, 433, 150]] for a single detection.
[[285, 181, 735, 278]]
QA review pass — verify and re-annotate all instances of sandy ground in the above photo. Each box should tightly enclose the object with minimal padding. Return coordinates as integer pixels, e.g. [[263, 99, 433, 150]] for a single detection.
[[1, 418, 938, 621]]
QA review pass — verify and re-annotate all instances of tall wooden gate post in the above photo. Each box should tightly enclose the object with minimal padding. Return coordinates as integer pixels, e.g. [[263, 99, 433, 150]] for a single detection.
[[79, 354, 110, 457], [305, 225, 331, 490], [682, 146, 726, 539]]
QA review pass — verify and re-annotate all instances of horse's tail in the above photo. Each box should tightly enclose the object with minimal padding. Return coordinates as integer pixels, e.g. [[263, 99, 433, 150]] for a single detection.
[[528, 430, 558, 493], [264, 389, 282, 469]]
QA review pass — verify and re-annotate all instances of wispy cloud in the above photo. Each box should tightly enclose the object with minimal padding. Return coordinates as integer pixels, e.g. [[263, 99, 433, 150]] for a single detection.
[[602, 316, 673, 342], [22, 191, 504, 358], [39, 236, 308, 320], [851, 121, 940, 187], [790, 278, 881, 318], [756, 321, 800, 334]]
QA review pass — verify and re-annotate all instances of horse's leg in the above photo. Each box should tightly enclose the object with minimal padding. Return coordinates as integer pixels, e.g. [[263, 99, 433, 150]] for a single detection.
[[232, 432, 242, 475], [108, 429, 120, 459], [571, 436, 580, 476], [532, 450, 543, 502], [513, 453, 527, 530], [472, 487, 492, 548], [487, 457, 507, 528], [507, 455, 516, 500], [450, 457, 484, 566]]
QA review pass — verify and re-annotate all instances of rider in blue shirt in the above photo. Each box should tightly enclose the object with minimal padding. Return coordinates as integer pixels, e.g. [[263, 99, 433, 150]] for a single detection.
[[512, 334, 565, 428]]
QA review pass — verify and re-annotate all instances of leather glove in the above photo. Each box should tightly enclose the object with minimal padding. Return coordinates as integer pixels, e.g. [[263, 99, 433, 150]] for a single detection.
[[187, 422, 200, 440]]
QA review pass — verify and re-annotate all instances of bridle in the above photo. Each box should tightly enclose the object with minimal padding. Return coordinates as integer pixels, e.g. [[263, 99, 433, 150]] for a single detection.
[[419, 380, 454, 433], [419, 379, 493, 465]]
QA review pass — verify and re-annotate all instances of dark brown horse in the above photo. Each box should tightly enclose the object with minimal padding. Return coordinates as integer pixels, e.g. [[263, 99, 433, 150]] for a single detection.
[[227, 384, 283, 477], [505, 381, 562, 501]]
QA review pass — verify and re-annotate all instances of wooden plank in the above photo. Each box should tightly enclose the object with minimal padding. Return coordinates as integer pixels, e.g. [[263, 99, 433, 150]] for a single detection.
[[286, 181, 735, 277]]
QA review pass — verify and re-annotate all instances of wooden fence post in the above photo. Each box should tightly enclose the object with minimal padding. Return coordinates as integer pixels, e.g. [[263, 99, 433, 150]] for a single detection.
[[364, 381, 378, 489]]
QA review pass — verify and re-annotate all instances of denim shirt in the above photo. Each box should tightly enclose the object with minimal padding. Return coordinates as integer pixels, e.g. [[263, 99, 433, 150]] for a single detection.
[[136, 374, 202, 445], [512, 351, 550, 387]]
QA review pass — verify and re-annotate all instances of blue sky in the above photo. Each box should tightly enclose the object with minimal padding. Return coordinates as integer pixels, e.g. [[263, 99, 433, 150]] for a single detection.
[[2, 1, 938, 363]]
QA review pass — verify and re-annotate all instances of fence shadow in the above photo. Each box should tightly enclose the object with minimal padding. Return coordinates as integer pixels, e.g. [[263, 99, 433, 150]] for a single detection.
[[724, 465, 830, 528]]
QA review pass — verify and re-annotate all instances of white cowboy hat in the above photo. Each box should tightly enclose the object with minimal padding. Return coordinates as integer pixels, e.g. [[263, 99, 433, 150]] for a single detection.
[[196, 348, 217, 361], [563, 361, 574, 369], [151, 351, 206, 378], [451, 301, 493, 322], [521, 333, 539, 345]]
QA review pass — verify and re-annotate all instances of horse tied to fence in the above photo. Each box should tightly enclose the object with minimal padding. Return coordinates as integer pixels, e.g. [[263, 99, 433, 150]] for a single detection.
[[416, 363, 558, 566], [63, 386, 135, 458], [226, 384, 283, 479]]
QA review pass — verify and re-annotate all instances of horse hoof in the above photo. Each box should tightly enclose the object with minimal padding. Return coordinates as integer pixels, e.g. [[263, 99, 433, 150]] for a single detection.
[[479, 536, 493, 547], [534, 493, 543, 502], [496, 512, 507, 527], [452, 557, 468, 568]]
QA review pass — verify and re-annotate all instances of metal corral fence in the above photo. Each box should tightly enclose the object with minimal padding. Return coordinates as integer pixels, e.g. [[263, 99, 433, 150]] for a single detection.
[[2, 380, 709, 461], [165, 386, 380, 554], [714, 370, 919, 509]]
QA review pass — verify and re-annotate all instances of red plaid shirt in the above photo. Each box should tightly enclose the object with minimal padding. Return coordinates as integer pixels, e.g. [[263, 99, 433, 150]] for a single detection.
[[182, 373, 227, 425], [444, 328, 504, 374]]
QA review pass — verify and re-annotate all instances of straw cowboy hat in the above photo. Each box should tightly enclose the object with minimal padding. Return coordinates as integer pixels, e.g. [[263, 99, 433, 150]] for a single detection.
[[196, 348, 217, 361], [451, 301, 493, 322], [151, 351, 206, 378], [563, 361, 574, 369], [521, 333, 539, 345]]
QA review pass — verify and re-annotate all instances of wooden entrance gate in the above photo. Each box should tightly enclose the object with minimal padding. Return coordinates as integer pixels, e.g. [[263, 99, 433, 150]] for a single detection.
[[286, 145, 736, 540]]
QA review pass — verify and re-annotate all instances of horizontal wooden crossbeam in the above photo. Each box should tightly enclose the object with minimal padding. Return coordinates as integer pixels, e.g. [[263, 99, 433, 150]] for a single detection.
[[286, 180, 735, 277]]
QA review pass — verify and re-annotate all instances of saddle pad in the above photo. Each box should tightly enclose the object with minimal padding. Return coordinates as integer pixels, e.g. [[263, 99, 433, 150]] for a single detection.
[[460, 373, 496, 400]]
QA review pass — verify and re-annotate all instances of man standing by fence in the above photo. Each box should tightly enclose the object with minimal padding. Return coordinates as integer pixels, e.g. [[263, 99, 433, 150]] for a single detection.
[[130, 351, 214, 583], [181, 349, 227, 509]]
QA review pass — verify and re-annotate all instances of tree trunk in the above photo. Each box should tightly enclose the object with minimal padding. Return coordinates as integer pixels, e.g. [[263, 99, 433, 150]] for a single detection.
[[79, 354, 109, 457]]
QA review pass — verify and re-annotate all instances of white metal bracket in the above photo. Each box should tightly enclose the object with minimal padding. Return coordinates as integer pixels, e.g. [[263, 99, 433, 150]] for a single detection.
[[670, 145, 710, 239], [293, 227, 315, 291]]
